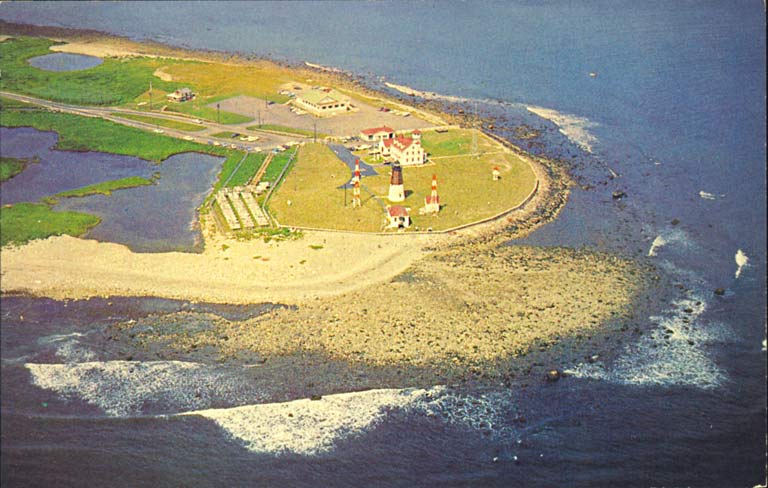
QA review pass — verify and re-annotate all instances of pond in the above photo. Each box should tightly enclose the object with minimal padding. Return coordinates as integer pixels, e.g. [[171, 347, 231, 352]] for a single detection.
[[1, 127, 223, 253], [27, 52, 104, 71]]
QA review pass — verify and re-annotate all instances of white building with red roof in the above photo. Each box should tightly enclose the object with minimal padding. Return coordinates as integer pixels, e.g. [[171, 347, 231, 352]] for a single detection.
[[378, 130, 425, 166], [386, 205, 411, 229], [359, 126, 394, 142]]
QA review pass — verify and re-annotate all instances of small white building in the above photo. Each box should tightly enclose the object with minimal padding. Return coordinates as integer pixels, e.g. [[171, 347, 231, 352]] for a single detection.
[[360, 126, 394, 142], [379, 130, 425, 166], [292, 87, 350, 116], [386, 205, 411, 229]]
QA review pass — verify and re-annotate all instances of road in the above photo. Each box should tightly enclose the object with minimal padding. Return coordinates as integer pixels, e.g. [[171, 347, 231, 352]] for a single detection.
[[0, 91, 307, 151]]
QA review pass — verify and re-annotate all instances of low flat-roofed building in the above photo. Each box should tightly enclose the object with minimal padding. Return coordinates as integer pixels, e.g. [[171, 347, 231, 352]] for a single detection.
[[167, 87, 194, 102], [360, 126, 395, 142], [292, 87, 350, 116]]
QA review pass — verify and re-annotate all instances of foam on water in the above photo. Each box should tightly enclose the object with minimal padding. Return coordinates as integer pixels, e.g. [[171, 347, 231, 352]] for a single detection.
[[647, 228, 695, 257], [699, 191, 719, 200], [526, 105, 598, 153], [566, 295, 727, 389], [735, 249, 749, 279], [181, 386, 518, 456], [25, 361, 263, 417], [37, 333, 97, 363]]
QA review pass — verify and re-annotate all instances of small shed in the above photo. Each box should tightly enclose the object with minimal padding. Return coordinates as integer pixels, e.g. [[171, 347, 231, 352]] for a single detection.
[[386, 205, 411, 229]]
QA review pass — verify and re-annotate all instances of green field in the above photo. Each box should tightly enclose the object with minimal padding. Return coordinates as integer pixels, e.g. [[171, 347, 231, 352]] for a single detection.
[[224, 153, 266, 187], [112, 112, 205, 132], [0, 109, 231, 162], [0, 37, 178, 106], [261, 150, 296, 183], [268, 143, 386, 232], [0, 202, 101, 246], [246, 124, 322, 138], [270, 137, 537, 232], [0, 156, 35, 182], [43, 176, 155, 204], [211, 131, 243, 139], [161, 101, 252, 125], [420, 128, 499, 158]]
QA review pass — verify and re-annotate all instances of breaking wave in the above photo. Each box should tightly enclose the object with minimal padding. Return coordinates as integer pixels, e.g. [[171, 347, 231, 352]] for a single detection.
[[735, 249, 749, 279], [25, 360, 265, 417], [647, 228, 695, 257], [181, 387, 518, 456], [526, 105, 598, 153], [565, 295, 727, 389]]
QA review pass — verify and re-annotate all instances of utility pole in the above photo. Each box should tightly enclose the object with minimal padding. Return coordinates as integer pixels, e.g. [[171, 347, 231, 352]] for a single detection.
[[217, 103, 220, 125], [257, 109, 261, 127], [313, 120, 317, 143], [471, 101, 479, 158], [149, 81, 153, 111]]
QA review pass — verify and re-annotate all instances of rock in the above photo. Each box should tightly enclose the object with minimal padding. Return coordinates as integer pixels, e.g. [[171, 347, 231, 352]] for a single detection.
[[714, 287, 726, 296], [587, 354, 600, 364], [612, 191, 626, 199], [671, 218, 680, 225], [683, 308, 693, 314], [546, 369, 561, 382], [310, 394, 322, 401]]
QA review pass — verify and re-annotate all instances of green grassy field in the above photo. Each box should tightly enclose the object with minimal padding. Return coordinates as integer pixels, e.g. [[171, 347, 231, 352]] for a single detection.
[[161, 101, 252, 125], [43, 176, 155, 204], [211, 131, 243, 139], [270, 136, 537, 232], [1, 109, 231, 162], [224, 153, 266, 187], [112, 112, 205, 132], [420, 128, 499, 158], [0, 37, 178, 106], [0, 157, 35, 182], [268, 143, 386, 232], [246, 124, 321, 138], [261, 150, 295, 183], [0, 202, 101, 246]]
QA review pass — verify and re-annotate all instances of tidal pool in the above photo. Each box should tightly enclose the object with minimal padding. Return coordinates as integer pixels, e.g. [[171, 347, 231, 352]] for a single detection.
[[27, 52, 103, 71]]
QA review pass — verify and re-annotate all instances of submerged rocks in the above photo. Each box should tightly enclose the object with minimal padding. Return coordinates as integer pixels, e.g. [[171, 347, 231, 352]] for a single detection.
[[612, 190, 627, 200], [714, 287, 726, 296], [545, 369, 561, 382]]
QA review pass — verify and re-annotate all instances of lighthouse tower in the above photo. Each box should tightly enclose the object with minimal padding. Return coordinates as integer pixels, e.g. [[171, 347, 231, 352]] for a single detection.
[[388, 163, 405, 202], [353, 159, 361, 184], [424, 174, 440, 214]]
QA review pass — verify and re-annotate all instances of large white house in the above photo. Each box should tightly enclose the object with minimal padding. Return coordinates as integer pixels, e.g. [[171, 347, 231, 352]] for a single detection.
[[379, 130, 425, 166], [292, 87, 350, 116], [360, 126, 394, 142]]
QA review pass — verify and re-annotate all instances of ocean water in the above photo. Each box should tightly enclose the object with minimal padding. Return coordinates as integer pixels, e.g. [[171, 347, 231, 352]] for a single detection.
[[1, 2, 765, 487]]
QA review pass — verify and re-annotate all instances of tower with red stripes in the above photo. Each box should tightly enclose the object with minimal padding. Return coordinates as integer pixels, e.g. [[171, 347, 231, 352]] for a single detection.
[[352, 180, 361, 208], [353, 159, 361, 184], [424, 173, 440, 214]]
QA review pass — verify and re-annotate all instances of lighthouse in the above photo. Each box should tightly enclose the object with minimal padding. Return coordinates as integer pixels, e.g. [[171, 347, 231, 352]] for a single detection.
[[423, 174, 440, 214], [388, 163, 405, 202]]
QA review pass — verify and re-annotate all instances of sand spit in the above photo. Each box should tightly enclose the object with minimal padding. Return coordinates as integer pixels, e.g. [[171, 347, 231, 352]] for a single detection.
[[0, 230, 435, 305]]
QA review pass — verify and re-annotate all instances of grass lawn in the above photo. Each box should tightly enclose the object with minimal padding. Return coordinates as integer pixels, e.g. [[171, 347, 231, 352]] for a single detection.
[[271, 137, 537, 232], [112, 112, 205, 132], [224, 153, 266, 187], [211, 131, 243, 139], [246, 124, 321, 138], [0, 109, 231, 162], [0, 37, 178, 106], [261, 150, 295, 183], [162, 101, 253, 125], [0, 156, 36, 182], [362, 150, 537, 230], [43, 176, 155, 204], [421, 128, 498, 158], [268, 143, 386, 232], [0, 202, 100, 246]]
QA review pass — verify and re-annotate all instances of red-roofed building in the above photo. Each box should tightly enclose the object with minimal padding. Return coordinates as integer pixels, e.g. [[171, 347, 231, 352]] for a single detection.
[[386, 205, 411, 228], [378, 130, 425, 166], [360, 126, 395, 142]]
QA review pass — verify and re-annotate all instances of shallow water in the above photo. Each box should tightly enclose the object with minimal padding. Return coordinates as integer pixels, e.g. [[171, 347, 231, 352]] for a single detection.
[[27, 52, 103, 71], [1, 1, 765, 486]]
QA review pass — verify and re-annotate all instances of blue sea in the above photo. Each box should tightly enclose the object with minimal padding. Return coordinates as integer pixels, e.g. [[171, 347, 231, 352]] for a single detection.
[[1, 2, 765, 487]]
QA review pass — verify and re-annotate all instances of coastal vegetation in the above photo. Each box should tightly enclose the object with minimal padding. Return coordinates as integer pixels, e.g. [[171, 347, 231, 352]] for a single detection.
[[0, 109, 230, 162], [112, 112, 206, 132], [0, 202, 100, 246], [224, 153, 266, 187], [0, 156, 36, 182], [261, 150, 295, 183], [0, 37, 178, 106], [42, 176, 155, 204]]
